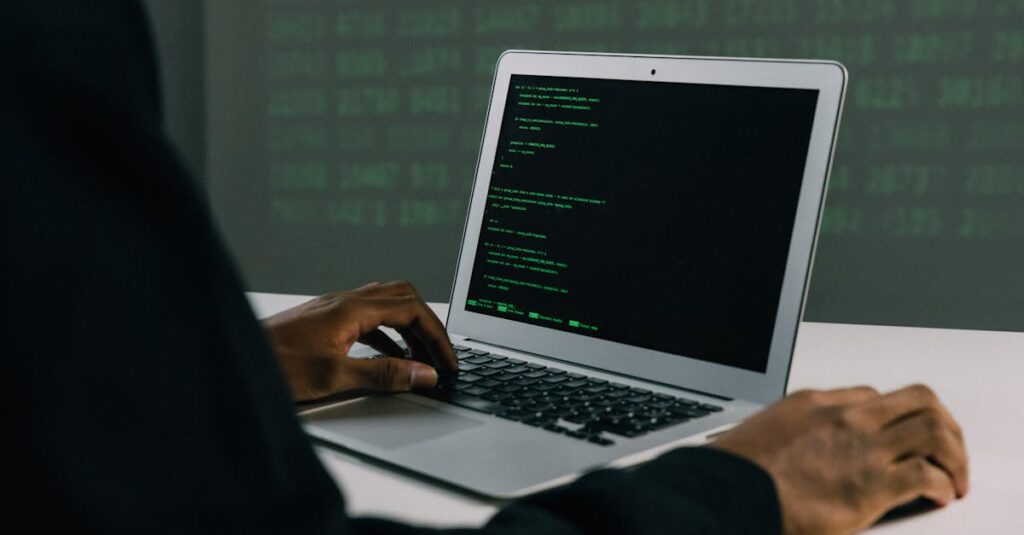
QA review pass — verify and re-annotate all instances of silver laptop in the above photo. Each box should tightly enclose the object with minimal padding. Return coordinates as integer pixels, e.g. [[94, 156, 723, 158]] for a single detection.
[[303, 50, 847, 498]]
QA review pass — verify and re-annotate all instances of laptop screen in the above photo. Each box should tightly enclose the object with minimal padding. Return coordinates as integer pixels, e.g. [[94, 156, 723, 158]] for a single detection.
[[463, 74, 819, 373]]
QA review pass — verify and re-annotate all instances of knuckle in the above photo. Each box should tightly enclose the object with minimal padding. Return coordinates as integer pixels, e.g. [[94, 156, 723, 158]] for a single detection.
[[857, 385, 880, 397], [316, 292, 338, 304], [838, 407, 863, 429], [391, 280, 415, 293], [374, 358, 400, 388], [789, 389, 817, 402], [909, 383, 937, 403], [910, 457, 931, 481]]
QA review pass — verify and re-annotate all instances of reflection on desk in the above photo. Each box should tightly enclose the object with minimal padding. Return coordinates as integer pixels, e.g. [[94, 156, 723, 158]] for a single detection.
[[249, 293, 1024, 533]]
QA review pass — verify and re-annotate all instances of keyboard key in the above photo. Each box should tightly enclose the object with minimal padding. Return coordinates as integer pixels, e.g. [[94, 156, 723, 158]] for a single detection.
[[463, 386, 490, 397], [585, 422, 646, 438], [452, 344, 470, 351], [420, 350, 694, 442], [496, 408, 526, 421], [645, 416, 683, 430], [699, 403, 723, 412], [482, 391, 512, 402], [565, 413, 598, 425], [668, 406, 706, 419], [526, 402, 556, 412], [424, 392, 502, 414], [542, 423, 567, 433]]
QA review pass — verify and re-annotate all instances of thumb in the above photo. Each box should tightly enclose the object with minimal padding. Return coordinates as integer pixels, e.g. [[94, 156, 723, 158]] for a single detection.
[[346, 357, 438, 392]]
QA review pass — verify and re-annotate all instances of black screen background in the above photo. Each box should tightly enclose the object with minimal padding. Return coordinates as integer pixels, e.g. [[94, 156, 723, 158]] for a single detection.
[[465, 74, 819, 372]]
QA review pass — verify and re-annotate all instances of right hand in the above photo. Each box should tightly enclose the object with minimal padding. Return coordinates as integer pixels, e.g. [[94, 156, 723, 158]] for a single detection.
[[262, 281, 457, 401], [711, 385, 968, 534]]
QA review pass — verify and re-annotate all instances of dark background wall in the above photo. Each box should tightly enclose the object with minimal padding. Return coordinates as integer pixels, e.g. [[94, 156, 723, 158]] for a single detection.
[[144, 0, 205, 179], [152, 1, 1024, 332]]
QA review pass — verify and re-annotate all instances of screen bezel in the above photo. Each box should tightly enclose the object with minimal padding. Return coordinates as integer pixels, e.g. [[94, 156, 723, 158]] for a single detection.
[[447, 51, 846, 405]]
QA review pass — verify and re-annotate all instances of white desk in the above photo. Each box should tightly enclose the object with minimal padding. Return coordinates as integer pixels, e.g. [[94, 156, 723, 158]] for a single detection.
[[249, 293, 1024, 532]]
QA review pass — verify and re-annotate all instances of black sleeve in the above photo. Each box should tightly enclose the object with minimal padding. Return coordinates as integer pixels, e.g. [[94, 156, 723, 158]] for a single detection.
[[1, 2, 780, 534]]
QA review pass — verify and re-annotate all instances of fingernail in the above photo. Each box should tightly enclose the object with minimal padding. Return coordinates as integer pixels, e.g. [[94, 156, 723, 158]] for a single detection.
[[410, 364, 438, 389]]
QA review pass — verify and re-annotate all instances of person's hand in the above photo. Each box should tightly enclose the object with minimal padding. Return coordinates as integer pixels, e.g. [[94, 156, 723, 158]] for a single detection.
[[262, 281, 457, 401], [711, 385, 968, 535]]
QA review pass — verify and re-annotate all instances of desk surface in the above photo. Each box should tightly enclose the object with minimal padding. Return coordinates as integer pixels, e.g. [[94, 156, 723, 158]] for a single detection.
[[249, 292, 1024, 533]]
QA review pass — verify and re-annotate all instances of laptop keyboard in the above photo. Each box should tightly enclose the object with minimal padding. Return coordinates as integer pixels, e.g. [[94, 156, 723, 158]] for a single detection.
[[391, 345, 723, 447]]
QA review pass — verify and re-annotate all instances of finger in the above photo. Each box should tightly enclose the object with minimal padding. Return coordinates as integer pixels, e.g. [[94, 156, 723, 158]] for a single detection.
[[358, 328, 406, 358], [352, 280, 417, 298], [348, 282, 449, 368], [788, 386, 880, 406], [847, 384, 950, 431], [819, 386, 881, 405], [338, 356, 438, 392], [353, 281, 381, 291], [878, 410, 969, 497], [396, 326, 432, 365], [354, 296, 457, 373], [398, 311, 457, 373], [887, 457, 957, 508]]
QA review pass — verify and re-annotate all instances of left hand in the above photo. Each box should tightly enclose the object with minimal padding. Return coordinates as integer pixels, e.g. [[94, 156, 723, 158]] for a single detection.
[[262, 281, 457, 401], [711, 385, 968, 534]]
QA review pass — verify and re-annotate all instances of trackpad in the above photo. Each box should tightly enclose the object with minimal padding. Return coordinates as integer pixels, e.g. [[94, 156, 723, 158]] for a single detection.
[[304, 395, 483, 450]]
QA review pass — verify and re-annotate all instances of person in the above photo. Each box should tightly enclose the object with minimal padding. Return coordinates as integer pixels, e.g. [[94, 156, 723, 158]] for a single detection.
[[4, 1, 967, 533]]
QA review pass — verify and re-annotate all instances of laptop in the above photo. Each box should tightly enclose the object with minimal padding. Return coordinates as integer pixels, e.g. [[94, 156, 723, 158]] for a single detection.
[[303, 50, 847, 498]]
